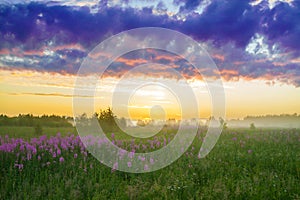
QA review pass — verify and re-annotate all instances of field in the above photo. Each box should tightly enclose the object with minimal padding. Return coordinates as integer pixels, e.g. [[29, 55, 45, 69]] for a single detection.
[[0, 126, 76, 140], [0, 126, 299, 199]]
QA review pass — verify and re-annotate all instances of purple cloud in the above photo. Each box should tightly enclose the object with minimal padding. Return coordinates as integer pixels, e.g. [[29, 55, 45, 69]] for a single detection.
[[0, 1, 299, 86]]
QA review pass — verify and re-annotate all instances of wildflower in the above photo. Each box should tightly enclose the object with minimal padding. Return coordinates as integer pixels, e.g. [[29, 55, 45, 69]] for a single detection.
[[248, 149, 253, 154], [117, 140, 123, 146], [118, 149, 126, 159], [128, 151, 135, 159], [32, 148, 37, 154], [127, 161, 132, 168], [37, 155, 41, 160], [138, 156, 145, 161], [144, 164, 149, 171], [59, 157, 64, 163], [156, 141, 161, 148], [232, 137, 237, 141], [14, 163, 23, 170], [150, 158, 154, 165], [46, 162, 51, 166], [27, 153, 32, 161], [18, 164, 23, 170], [74, 153, 78, 158]]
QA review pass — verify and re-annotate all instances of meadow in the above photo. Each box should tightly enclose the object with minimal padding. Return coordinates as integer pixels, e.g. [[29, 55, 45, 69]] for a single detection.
[[0, 127, 299, 199]]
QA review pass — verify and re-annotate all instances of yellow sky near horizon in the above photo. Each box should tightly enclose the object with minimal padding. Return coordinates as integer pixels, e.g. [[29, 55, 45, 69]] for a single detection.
[[0, 68, 300, 119]]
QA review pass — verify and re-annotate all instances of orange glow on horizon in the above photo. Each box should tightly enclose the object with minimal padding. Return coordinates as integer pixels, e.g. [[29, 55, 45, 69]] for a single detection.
[[0, 68, 300, 119]]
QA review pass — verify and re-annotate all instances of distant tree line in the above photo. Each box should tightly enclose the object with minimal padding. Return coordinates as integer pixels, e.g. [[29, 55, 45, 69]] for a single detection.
[[244, 113, 300, 120], [0, 114, 73, 127], [228, 113, 300, 128], [76, 108, 126, 133]]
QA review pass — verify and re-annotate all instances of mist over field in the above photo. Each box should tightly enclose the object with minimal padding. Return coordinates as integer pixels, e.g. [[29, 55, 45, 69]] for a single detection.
[[227, 114, 300, 128]]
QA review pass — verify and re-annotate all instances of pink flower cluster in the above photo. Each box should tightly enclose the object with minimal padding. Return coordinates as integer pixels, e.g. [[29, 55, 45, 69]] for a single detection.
[[0, 134, 87, 170]]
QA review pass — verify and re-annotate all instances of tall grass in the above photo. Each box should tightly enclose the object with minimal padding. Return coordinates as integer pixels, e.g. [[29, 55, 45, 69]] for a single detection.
[[0, 128, 299, 199]]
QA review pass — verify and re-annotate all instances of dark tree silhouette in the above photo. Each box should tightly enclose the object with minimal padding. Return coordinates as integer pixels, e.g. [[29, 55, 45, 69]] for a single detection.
[[96, 107, 119, 132]]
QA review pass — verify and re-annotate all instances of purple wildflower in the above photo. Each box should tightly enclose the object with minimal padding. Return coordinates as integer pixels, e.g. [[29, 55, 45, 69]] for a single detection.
[[15, 163, 24, 170], [144, 164, 149, 171], [128, 151, 135, 159], [150, 158, 154, 165], [138, 156, 145, 161], [59, 157, 64, 163]]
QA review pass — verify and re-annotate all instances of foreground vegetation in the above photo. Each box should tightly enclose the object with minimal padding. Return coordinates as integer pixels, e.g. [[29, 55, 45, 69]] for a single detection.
[[0, 128, 299, 199]]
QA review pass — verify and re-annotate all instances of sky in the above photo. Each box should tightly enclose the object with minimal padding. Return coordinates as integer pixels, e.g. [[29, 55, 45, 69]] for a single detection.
[[0, 0, 300, 119]]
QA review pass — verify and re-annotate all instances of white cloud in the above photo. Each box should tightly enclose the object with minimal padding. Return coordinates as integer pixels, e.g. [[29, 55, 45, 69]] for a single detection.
[[250, 0, 294, 9], [0, 55, 39, 65], [194, 0, 211, 15], [245, 34, 270, 56], [245, 33, 282, 61]]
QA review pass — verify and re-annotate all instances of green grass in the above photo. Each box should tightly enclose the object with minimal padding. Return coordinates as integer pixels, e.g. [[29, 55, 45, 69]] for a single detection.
[[0, 127, 299, 199], [0, 126, 76, 140]]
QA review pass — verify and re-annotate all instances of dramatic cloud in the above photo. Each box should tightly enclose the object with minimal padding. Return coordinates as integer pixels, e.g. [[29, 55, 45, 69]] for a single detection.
[[0, 0, 299, 86]]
